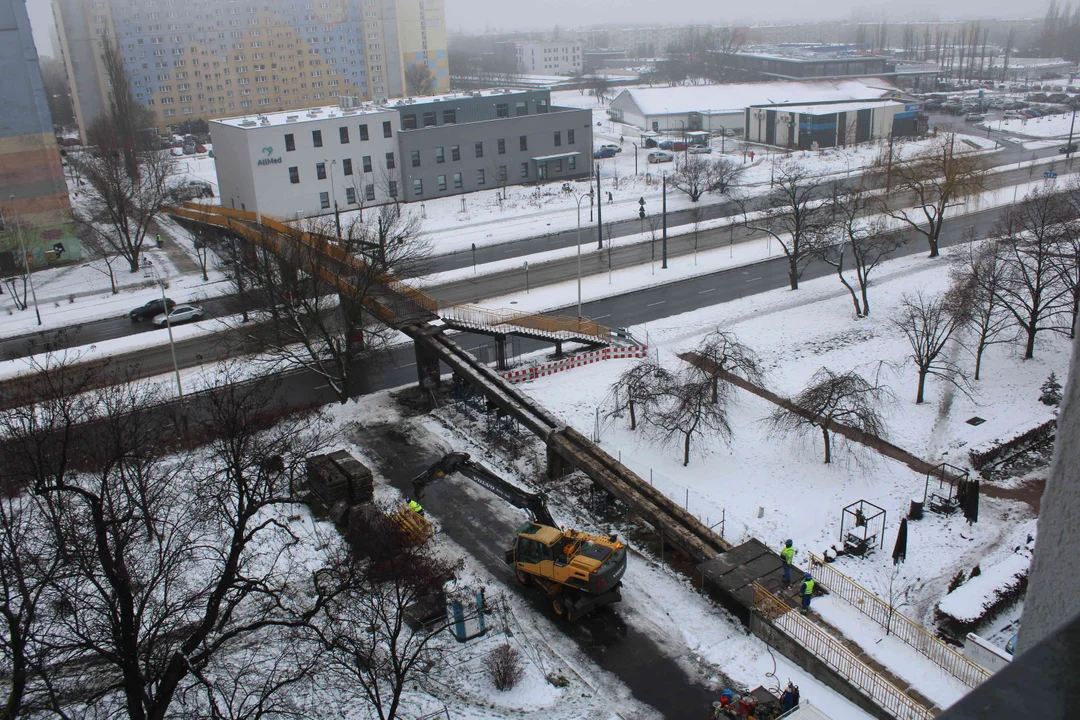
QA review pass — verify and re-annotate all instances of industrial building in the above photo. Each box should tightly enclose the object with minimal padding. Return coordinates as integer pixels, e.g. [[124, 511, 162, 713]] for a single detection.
[[209, 88, 592, 216], [0, 0, 77, 274], [743, 99, 924, 149], [51, 0, 449, 138], [607, 78, 902, 134]]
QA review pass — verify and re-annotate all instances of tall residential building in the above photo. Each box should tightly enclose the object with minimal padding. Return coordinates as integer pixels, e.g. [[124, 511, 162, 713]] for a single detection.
[[0, 0, 78, 271], [51, 0, 448, 137], [514, 41, 582, 75]]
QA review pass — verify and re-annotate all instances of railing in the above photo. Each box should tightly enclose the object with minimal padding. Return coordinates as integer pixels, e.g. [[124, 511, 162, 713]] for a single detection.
[[808, 554, 990, 689], [752, 583, 935, 720], [440, 304, 612, 343]]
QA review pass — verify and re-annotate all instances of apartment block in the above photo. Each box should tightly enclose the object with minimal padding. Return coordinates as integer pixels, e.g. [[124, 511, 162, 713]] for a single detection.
[[1, 0, 78, 272], [51, 0, 448, 137], [514, 41, 582, 76]]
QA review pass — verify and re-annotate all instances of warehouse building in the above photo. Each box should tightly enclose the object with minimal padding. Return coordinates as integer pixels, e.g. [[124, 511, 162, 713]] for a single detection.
[[607, 78, 902, 135], [209, 89, 592, 216], [743, 99, 924, 149]]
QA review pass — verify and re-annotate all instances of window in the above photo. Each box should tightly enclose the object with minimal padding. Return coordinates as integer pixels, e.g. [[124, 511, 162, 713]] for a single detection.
[[413, 178, 423, 196], [365, 183, 376, 201], [498, 165, 507, 182], [435, 146, 444, 164], [496, 102, 509, 118], [442, 108, 456, 124], [388, 180, 397, 197], [453, 172, 462, 189], [497, 138, 505, 155], [285, 133, 295, 151], [474, 141, 483, 158], [423, 111, 436, 127], [537, 99, 548, 113], [362, 155, 372, 173], [555, 159, 562, 172], [568, 129, 575, 145], [476, 168, 486, 185], [346, 186, 356, 204], [438, 174, 447, 191], [411, 150, 421, 167], [554, 131, 561, 147], [339, 126, 349, 143], [312, 129, 322, 147], [382, 121, 392, 138], [519, 135, 527, 151], [385, 152, 395, 169], [402, 113, 417, 130], [316, 161, 326, 179], [520, 162, 529, 178], [568, 155, 576, 171], [320, 191, 330, 209], [451, 145, 460, 161], [289, 166, 299, 183], [358, 123, 369, 141], [342, 158, 353, 175], [515, 101, 527, 116]]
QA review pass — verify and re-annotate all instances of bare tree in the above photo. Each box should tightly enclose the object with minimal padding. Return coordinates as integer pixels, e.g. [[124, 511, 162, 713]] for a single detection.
[[994, 187, 1072, 359], [767, 367, 892, 464], [740, 162, 831, 290], [586, 75, 612, 105], [892, 290, 970, 404], [814, 185, 905, 317], [484, 643, 525, 691], [653, 374, 733, 466], [1053, 178, 1080, 337], [607, 359, 675, 431], [871, 565, 914, 636], [80, 223, 122, 294], [689, 329, 764, 403], [671, 156, 744, 202], [878, 133, 988, 258], [949, 236, 1016, 379], [404, 64, 436, 96]]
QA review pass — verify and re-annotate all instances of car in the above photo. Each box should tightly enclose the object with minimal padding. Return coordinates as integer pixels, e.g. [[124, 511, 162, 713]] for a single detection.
[[672, 141, 690, 151], [658, 139, 675, 150], [1005, 634, 1017, 655], [129, 298, 175, 322], [1059, 144, 1077, 154], [194, 143, 207, 153], [965, 113, 985, 122], [723, 128, 737, 137], [170, 147, 184, 156], [170, 179, 215, 201], [687, 145, 712, 154], [647, 151, 674, 164], [153, 305, 205, 327], [643, 137, 658, 148], [593, 147, 617, 159], [599, 143, 622, 153]]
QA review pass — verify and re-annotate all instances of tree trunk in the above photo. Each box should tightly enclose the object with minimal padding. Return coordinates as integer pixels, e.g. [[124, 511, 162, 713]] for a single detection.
[[2, 629, 26, 720], [683, 430, 691, 467], [927, 228, 940, 258], [628, 400, 637, 430], [860, 280, 871, 316], [127, 255, 140, 273], [974, 342, 985, 381], [916, 369, 928, 403], [710, 377, 718, 404], [822, 425, 831, 464], [789, 258, 799, 290], [107, 262, 118, 294], [1024, 324, 1037, 360]]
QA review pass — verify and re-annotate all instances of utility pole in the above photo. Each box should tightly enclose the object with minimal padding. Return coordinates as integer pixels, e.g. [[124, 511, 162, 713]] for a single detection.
[[1067, 101, 1078, 158], [661, 173, 668, 269], [596, 163, 603, 249]]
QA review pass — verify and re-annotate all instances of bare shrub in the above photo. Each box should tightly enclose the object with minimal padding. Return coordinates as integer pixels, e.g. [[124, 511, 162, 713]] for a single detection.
[[483, 643, 525, 691]]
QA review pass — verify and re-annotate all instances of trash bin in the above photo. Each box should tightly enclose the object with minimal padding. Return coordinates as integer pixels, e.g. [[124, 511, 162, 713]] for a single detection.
[[909, 498, 924, 520]]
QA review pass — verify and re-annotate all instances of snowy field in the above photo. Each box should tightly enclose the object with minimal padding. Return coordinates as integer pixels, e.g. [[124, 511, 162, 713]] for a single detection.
[[992, 112, 1080, 138]]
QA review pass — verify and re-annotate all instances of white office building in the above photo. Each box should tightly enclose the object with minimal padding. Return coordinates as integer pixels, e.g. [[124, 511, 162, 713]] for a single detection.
[[210, 102, 401, 219], [516, 42, 583, 75]]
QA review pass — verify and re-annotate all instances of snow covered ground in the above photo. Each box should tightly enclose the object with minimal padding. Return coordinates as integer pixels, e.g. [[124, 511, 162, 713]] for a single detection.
[[993, 112, 1080, 138]]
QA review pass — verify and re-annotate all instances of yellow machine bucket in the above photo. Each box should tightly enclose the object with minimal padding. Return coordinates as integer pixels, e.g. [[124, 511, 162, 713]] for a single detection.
[[390, 504, 434, 545]]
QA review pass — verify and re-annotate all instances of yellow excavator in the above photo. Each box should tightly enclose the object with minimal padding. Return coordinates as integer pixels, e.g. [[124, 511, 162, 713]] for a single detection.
[[411, 452, 627, 621]]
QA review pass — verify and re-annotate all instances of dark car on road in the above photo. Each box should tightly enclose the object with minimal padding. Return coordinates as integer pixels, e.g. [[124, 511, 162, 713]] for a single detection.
[[593, 147, 617, 159], [1060, 144, 1078, 154], [129, 298, 175, 322]]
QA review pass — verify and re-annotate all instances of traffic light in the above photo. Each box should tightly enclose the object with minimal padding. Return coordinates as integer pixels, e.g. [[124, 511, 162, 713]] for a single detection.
[[638, 196, 646, 220]]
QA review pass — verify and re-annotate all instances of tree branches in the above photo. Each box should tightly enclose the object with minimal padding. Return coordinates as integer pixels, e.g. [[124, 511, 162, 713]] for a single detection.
[[670, 156, 744, 202], [892, 290, 970, 403]]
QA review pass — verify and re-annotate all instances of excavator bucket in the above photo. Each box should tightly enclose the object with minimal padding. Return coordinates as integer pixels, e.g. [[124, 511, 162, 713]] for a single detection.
[[390, 504, 434, 545]]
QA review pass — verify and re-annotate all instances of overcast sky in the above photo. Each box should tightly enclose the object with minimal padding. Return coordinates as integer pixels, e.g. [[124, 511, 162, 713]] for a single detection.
[[27, 0, 1045, 59]]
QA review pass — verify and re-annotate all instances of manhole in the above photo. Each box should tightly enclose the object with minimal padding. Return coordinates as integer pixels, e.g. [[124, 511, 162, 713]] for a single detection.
[[966, 416, 986, 426]]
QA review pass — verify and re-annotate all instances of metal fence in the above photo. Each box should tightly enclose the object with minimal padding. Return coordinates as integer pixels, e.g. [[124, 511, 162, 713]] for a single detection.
[[808, 554, 990, 689], [440, 304, 612, 343], [752, 583, 935, 720]]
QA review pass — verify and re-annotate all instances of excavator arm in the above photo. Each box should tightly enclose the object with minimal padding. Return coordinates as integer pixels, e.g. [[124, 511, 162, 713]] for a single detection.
[[411, 452, 556, 527]]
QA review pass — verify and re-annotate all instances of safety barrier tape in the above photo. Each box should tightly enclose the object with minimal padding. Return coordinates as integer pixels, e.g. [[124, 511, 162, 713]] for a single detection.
[[499, 346, 648, 384]]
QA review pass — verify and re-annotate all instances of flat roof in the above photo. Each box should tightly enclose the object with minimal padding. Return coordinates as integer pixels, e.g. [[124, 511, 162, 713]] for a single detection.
[[211, 103, 393, 129], [751, 100, 908, 115], [383, 87, 538, 108], [532, 151, 581, 161]]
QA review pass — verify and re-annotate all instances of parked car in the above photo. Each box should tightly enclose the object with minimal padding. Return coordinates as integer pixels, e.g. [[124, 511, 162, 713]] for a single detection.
[[129, 298, 175, 322], [643, 137, 658, 148], [599, 143, 622, 153], [170, 179, 215, 201], [153, 305, 205, 327], [671, 141, 690, 151], [1058, 144, 1077, 154], [687, 145, 712, 154], [658, 139, 674, 150], [194, 143, 207, 153], [170, 147, 184, 156], [965, 113, 985, 122], [593, 147, 617, 159], [182, 144, 196, 155], [723, 128, 737, 137], [647, 151, 674, 164]]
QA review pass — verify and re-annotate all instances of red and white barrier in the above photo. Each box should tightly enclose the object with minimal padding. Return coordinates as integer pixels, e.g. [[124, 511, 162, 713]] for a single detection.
[[499, 346, 648, 384]]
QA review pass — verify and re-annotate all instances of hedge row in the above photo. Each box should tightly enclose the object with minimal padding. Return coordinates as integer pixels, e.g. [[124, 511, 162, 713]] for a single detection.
[[968, 419, 1057, 471], [935, 571, 1028, 644]]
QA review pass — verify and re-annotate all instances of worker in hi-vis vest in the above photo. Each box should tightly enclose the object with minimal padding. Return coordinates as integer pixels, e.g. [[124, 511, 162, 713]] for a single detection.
[[780, 539, 796, 583]]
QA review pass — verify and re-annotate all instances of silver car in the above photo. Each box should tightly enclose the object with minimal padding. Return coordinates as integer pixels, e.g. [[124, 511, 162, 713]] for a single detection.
[[153, 304, 205, 327], [647, 151, 674, 164], [687, 145, 712, 154]]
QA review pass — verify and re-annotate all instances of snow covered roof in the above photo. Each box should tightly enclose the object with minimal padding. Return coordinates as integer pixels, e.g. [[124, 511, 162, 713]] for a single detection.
[[613, 78, 901, 116], [212, 104, 394, 129], [751, 100, 908, 115]]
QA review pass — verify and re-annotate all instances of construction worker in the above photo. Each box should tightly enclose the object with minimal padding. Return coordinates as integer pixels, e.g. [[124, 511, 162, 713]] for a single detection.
[[781, 539, 796, 583], [801, 573, 815, 614], [406, 496, 424, 515]]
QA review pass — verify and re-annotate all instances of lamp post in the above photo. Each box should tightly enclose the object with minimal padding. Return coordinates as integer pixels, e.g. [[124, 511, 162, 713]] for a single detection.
[[661, 172, 668, 269], [326, 158, 341, 237], [574, 189, 594, 317], [8, 195, 41, 326], [717, 125, 726, 153], [148, 262, 184, 404]]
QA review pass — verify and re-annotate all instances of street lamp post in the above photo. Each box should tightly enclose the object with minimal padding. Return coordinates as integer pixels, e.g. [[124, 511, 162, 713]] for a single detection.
[[327, 159, 341, 237], [8, 195, 41, 326], [148, 262, 184, 404], [1066, 101, 1078, 158], [661, 172, 668, 269], [574, 189, 593, 317]]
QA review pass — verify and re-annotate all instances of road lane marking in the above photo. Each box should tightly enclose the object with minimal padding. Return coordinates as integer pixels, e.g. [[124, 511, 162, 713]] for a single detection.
[[745, 277, 762, 283], [593, 314, 611, 320], [646, 300, 666, 307], [698, 288, 717, 294]]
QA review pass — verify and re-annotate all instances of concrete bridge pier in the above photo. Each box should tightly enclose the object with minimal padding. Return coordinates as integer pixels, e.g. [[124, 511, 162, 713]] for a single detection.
[[546, 440, 571, 480], [414, 338, 442, 391], [494, 334, 508, 371]]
